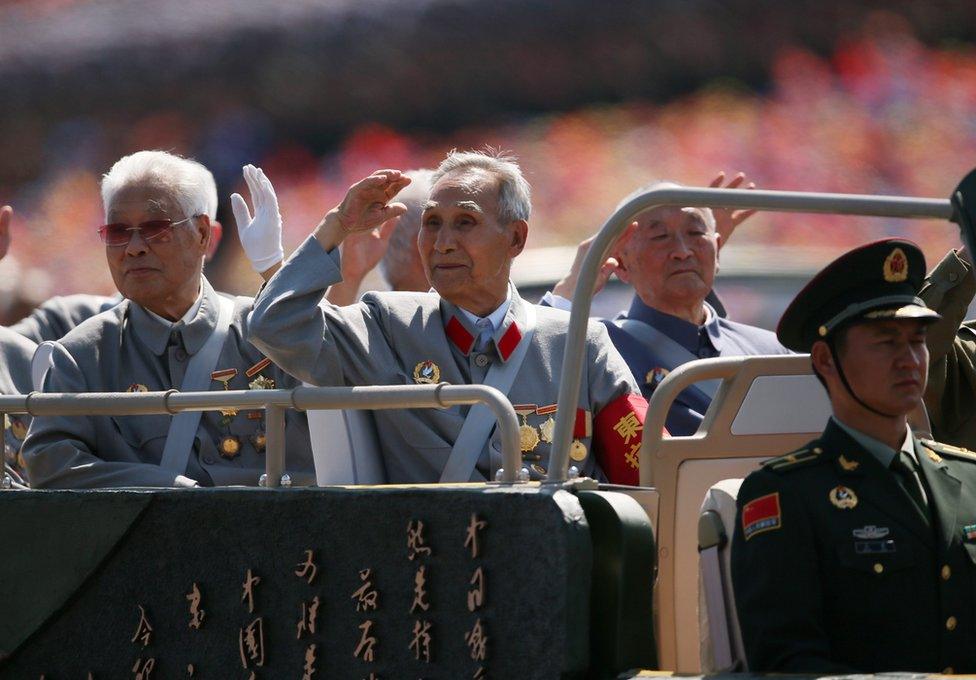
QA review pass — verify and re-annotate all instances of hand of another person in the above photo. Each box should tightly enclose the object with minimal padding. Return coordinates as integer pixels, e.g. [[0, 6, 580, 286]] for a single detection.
[[709, 171, 757, 248], [333, 170, 410, 234], [551, 233, 622, 301], [0, 205, 12, 261], [340, 217, 398, 282], [231, 165, 284, 273]]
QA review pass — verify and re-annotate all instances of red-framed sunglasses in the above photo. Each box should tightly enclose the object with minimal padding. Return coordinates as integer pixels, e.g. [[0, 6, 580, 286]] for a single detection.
[[96, 216, 197, 246]]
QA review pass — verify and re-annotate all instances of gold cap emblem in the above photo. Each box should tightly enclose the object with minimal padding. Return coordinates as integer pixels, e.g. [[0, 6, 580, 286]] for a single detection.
[[883, 247, 908, 283]]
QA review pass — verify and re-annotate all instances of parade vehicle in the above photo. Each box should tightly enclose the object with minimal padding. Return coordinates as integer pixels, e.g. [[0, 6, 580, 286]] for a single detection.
[[1, 172, 974, 679]]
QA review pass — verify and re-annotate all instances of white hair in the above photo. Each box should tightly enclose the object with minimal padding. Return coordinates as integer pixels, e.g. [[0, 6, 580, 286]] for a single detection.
[[430, 149, 531, 223], [101, 150, 218, 221], [615, 180, 716, 231], [379, 168, 434, 284]]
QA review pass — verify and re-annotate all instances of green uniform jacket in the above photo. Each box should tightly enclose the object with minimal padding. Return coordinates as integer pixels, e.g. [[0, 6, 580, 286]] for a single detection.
[[920, 249, 976, 447], [732, 419, 976, 673]]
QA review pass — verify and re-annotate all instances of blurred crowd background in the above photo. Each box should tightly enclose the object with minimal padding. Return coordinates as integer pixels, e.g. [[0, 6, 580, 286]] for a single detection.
[[0, 0, 975, 326]]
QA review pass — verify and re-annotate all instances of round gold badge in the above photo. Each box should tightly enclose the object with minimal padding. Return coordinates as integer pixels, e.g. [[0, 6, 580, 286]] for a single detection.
[[127, 383, 149, 393], [829, 485, 858, 509], [251, 429, 267, 454], [219, 435, 242, 459], [883, 247, 908, 283], [570, 439, 588, 461], [413, 360, 441, 385]]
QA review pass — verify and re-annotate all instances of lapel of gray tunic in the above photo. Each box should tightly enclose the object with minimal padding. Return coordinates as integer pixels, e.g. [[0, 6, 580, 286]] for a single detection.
[[439, 287, 536, 482], [124, 280, 234, 474]]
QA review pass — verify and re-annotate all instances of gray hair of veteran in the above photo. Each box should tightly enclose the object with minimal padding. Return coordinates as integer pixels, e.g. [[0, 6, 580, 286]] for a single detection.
[[430, 149, 532, 224], [101, 150, 219, 221], [616, 180, 716, 231], [379, 168, 434, 285]]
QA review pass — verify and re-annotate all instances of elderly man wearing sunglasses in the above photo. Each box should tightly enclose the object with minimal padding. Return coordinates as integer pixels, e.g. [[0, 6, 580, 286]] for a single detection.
[[22, 150, 314, 488]]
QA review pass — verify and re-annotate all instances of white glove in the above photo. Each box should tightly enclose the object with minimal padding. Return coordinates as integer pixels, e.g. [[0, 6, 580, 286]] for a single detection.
[[231, 164, 284, 272]]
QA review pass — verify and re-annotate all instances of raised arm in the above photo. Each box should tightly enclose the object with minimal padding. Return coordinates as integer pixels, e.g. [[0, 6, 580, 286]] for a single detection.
[[246, 170, 410, 386]]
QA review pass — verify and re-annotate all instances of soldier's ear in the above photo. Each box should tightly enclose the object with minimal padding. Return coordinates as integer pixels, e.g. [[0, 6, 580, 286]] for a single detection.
[[810, 340, 836, 378]]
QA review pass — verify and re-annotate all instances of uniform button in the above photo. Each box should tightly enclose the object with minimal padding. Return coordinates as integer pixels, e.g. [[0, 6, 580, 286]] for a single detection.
[[942, 564, 952, 581], [946, 616, 957, 631], [943, 667, 954, 675], [949, 272, 959, 282], [203, 455, 215, 465], [474, 354, 489, 368], [873, 563, 884, 574], [175, 349, 188, 362]]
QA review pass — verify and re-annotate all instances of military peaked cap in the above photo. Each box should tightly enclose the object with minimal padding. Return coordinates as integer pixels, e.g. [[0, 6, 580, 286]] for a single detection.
[[777, 239, 940, 352]]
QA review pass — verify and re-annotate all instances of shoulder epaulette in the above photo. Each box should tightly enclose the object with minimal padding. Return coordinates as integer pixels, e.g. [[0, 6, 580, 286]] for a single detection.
[[920, 439, 976, 462], [762, 445, 825, 473]]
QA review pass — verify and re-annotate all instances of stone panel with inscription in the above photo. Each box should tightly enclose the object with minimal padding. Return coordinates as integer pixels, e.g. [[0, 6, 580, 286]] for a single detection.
[[0, 485, 591, 679]]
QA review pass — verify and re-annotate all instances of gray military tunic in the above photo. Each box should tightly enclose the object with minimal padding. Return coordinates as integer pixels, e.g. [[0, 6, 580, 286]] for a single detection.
[[11, 293, 120, 343], [1, 326, 37, 482], [23, 279, 314, 488], [247, 235, 641, 483]]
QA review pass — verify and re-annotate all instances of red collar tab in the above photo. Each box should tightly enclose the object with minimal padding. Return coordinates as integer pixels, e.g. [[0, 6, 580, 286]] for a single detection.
[[445, 316, 476, 355], [496, 321, 522, 361]]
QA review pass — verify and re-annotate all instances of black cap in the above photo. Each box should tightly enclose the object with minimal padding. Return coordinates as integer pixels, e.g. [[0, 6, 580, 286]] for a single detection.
[[777, 239, 941, 352]]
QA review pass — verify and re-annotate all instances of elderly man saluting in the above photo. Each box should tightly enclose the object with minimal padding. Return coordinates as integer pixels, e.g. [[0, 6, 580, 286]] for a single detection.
[[548, 178, 789, 436], [24, 151, 313, 488], [247, 150, 646, 484]]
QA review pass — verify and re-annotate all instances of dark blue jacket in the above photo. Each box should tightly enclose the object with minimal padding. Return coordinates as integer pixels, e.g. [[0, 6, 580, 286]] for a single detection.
[[605, 295, 789, 435]]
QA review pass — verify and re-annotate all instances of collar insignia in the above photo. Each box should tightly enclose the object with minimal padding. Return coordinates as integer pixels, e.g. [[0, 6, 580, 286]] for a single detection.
[[445, 316, 475, 355], [838, 454, 860, 471]]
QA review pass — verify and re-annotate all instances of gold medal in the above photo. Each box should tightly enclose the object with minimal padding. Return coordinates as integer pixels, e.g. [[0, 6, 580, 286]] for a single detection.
[[531, 463, 547, 477], [251, 429, 267, 454], [570, 439, 588, 461], [219, 435, 242, 459], [539, 416, 556, 443], [829, 485, 858, 509], [514, 404, 540, 453], [520, 424, 540, 453], [413, 360, 441, 384], [211, 368, 239, 417], [248, 375, 275, 391], [8, 417, 27, 440], [127, 383, 149, 393]]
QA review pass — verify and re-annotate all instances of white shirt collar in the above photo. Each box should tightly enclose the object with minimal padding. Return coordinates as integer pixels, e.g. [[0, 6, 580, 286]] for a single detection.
[[457, 288, 513, 335]]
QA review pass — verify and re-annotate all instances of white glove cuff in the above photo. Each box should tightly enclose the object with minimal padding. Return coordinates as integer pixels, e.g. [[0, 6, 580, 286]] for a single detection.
[[249, 249, 285, 272]]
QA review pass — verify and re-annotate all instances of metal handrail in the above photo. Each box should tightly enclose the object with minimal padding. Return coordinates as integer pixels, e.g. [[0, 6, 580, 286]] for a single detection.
[[1, 383, 523, 487], [546, 187, 955, 483]]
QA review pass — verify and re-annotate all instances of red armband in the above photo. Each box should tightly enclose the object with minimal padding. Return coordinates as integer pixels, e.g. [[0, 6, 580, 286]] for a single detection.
[[593, 393, 659, 485]]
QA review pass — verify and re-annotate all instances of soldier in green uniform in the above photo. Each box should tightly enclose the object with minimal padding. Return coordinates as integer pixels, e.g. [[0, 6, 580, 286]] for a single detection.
[[732, 239, 976, 674]]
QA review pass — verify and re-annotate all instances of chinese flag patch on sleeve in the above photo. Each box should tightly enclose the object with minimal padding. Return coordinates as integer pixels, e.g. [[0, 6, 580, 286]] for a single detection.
[[742, 492, 782, 540]]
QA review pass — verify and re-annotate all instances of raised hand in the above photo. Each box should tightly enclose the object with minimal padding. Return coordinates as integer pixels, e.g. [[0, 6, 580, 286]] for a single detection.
[[231, 165, 284, 273], [709, 171, 757, 248], [333, 170, 411, 234], [0, 205, 11, 262], [551, 233, 623, 301]]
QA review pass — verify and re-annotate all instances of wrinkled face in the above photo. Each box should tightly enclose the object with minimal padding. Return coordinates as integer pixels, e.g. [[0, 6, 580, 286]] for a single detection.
[[829, 318, 929, 416], [419, 170, 524, 307], [617, 205, 718, 309], [104, 183, 208, 312]]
